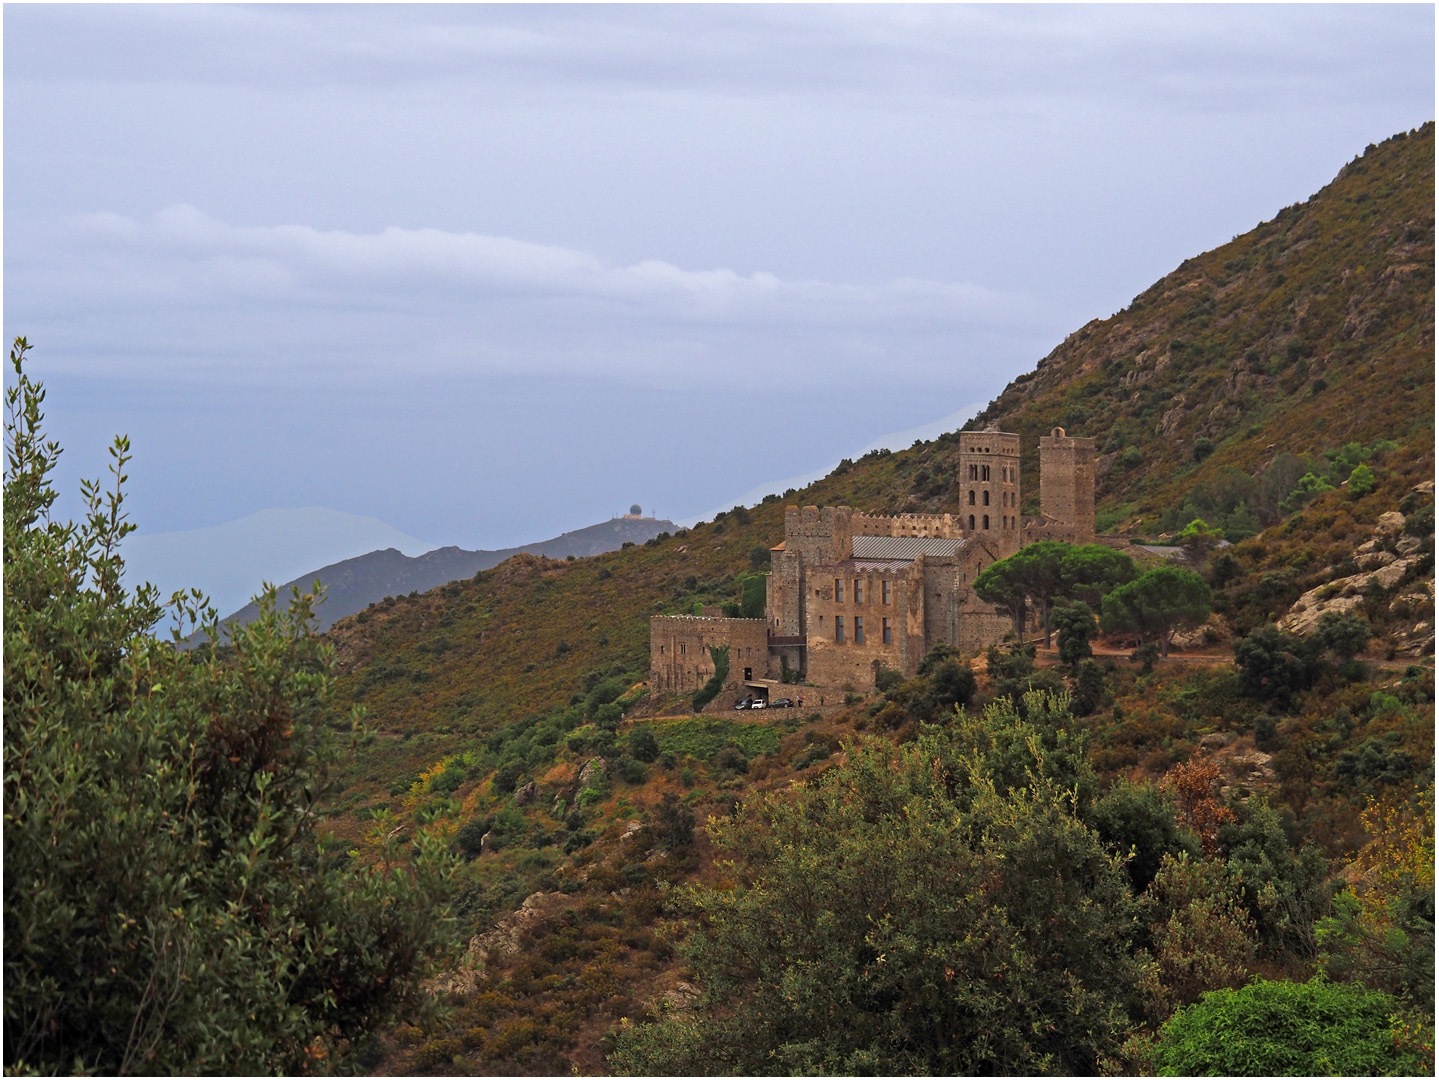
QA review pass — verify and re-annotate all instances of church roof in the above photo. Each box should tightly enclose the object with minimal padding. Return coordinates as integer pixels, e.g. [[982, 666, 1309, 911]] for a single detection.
[[851, 534, 966, 560]]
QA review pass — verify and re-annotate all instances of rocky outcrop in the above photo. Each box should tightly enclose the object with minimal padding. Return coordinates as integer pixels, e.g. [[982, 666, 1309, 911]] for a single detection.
[[1279, 510, 1429, 637], [578, 757, 607, 788]]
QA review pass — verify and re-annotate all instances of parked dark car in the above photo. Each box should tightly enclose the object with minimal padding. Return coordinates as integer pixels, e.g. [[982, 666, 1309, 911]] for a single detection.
[[734, 697, 755, 710], [770, 697, 794, 708]]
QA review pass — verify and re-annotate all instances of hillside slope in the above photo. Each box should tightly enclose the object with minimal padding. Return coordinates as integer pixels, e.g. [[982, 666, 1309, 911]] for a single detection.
[[970, 122, 1433, 534], [214, 516, 676, 635], [316, 127, 1433, 1074], [327, 124, 1432, 753]]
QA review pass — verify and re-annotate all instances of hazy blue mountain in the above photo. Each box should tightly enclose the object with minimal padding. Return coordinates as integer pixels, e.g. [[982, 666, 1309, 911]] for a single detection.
[[124, 507, 437, 618], [208, 515, 678, 636]]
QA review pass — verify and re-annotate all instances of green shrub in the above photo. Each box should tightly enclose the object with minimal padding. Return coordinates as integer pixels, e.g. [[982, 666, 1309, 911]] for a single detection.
[[455, 816, 494, 858], [2, 343, 455, 1074], [629, 729, 660, 762], [1154, 978, 1427, 1076], [1348, 463, 1377, 497]]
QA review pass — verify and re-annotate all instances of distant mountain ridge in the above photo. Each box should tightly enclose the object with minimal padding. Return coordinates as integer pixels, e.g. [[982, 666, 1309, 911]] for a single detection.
[[211, 516, 677, 636]]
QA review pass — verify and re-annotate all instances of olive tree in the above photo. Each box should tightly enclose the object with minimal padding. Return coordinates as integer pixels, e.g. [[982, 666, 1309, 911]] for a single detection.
[[3, 340, 456, 1075]]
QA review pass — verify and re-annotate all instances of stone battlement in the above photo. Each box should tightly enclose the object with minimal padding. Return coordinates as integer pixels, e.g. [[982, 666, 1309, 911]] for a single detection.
[[649, 614, 766, 627]]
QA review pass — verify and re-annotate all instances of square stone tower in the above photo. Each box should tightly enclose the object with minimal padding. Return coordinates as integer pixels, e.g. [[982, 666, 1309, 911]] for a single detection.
[[958, 428, 1022, 557], [1038, 427, 1096, 543]]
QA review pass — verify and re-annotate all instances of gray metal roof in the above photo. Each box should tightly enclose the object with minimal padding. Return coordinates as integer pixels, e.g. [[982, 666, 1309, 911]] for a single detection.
[[851, 534, 965, 560]]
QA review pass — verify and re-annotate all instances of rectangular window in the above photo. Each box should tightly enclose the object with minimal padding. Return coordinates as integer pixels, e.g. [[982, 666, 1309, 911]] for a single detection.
[[854, 616, 865, 644], [854, 579, 864, 604], [882, 617, 892, 644], [882, 580, 892, 605], [834, 578, 844, 603], [834, 615, 845, 643]]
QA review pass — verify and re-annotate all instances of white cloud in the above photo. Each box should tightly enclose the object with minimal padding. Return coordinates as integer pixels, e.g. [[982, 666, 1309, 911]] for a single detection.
[[9, 205, 1032, 386], [60, 204, 1017, 320]]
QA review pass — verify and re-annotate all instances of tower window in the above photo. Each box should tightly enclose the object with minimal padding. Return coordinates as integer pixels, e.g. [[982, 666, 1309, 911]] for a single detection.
[[834, 578, 844, 603], [882, 580, 892, 605], [983, 515, 990, 530], [882, 617, 892, 644], [982, 465, 991, 481], [968, 514, 975, 530], [968, 490, 976, 505], [968, 464, 978, 480], [854, 616, 865, 644], [834, 616, 845, 643], [982, 490, 990, 506], [854, 579, 863, 604]]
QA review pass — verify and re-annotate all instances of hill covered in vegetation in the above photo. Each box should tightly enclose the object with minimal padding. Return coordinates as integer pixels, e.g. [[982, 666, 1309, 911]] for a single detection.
[[314, 125, 1433, 1075]]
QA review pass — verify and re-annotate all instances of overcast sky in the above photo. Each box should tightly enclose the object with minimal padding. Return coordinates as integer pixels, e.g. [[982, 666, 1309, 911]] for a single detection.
[[5, 4, 1434, 548]]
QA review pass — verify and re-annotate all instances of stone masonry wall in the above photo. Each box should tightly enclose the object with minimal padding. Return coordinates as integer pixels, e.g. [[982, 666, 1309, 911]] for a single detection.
[[782, 506, 853, 565], [1038, 427, 1097, 544], [803, 559, 925, 687], [650, 615, 770, 695]]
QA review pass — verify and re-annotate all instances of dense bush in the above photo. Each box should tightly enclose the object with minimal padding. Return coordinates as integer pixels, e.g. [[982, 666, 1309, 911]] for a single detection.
[[609, 694, 1142, 1075], [3, 343, 455, 1074], [1153, 978, 1428, 1076]]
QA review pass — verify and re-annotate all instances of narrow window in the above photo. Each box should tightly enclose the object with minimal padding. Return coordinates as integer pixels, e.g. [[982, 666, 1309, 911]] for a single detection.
[[854, 579, 864, 604], [969, 464, 978, 480], [983, 515, 990, 530], [744, 666, 752, 681], [680, 642, 686, 656], [983, 490, 990, 506], [882, 617, 892, 644], [982, 464, 991, 481], [968, 514, 975, 530], [835, 615, 845, 643], [968, 490, 976, 505], [835, 578, 844, 603], [882, 580, 892, 605], [660, 644, 665, 655], [854, 616, 865, 644]]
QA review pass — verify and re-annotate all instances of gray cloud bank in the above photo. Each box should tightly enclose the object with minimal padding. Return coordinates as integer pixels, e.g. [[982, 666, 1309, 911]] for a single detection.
[[4, 5, 1432, 545]]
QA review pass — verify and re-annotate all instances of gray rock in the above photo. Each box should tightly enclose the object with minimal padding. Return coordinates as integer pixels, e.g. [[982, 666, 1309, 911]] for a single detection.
[[513, 781, 539, 806], [1371, 558, 1416, 591], [578, 756, 607, 787], [1375, 511, 1406, 537], [1396, 534, 1423, 556], [1356, 550, 1397, 571]]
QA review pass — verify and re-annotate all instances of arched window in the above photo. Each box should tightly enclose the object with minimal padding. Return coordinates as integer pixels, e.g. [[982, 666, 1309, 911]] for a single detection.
[[982, 490, 990, 506], [968, 514, 975, 530], [983, 515, 990, 530], [982, 465, 991, 481], [968, 490, 976, 505]]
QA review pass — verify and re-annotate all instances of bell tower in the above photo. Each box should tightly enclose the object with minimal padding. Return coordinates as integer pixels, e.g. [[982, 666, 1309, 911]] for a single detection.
[[958, 428, 1021, 558]]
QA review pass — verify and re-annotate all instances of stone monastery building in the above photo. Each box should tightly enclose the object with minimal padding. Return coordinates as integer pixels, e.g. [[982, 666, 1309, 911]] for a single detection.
[[651, 427, 1096, 699]]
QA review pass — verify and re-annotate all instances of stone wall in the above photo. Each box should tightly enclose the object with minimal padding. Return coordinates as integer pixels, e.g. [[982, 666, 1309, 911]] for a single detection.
[[1038, 427, 1096, 544], [848, 511, 966, 538], [782, 506, 853, 565], [958, 430, 1023, 558], [802, 558, 925, 687], [767, 547, 804, 637], [649, 615, 770, 694]]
